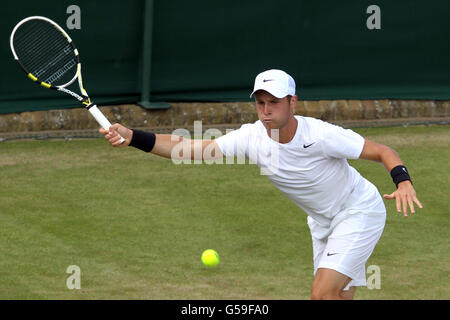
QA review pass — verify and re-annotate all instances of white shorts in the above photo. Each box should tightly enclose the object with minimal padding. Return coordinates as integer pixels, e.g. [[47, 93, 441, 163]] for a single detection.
[[307, 179, 386, 291]]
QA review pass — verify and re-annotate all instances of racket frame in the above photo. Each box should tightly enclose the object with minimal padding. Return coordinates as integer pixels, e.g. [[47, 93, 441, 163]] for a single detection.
[[10, 16, 81, 94], [10, 16, 124, 140]]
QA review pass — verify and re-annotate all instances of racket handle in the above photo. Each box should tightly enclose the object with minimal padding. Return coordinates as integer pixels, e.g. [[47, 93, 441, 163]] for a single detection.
[[88, 105, 125, 143]]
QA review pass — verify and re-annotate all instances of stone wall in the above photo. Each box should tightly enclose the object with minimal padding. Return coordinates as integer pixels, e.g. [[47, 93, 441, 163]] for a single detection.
[[0, 100, 449, 139]]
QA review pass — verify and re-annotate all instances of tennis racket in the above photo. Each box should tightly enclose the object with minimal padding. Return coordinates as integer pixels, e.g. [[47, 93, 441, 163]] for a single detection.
[[10, 16, 124, 143]]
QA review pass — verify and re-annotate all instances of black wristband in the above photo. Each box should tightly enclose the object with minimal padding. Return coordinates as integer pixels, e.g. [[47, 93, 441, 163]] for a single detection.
[[390, 165, 412, 188], [129, 129, 156, 152]]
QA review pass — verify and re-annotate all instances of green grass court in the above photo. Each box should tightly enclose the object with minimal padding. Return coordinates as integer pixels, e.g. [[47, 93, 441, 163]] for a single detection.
[[0, 124, 448, 299]]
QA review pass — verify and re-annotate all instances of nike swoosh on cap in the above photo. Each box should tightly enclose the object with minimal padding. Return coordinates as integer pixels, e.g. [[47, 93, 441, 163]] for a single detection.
[[263, 79, 274, 82]]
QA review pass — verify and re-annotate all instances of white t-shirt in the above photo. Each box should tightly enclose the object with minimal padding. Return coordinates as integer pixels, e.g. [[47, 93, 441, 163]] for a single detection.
[[215, 116, 371, 227]]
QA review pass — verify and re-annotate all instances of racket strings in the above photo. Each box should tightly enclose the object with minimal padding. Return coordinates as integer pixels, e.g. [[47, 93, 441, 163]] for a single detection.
[[15, 21, 75, 75], [19, 24, 75, 84], [18, 34, 69, 78], [17, 28, 67, 70], [13, 20, 78, 86]]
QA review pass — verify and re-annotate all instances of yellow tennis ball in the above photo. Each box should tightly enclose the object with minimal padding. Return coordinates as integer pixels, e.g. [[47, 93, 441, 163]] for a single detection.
[[201, 249, 219, 267]]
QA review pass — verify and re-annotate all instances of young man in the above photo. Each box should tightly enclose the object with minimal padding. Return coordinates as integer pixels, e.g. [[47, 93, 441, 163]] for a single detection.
[[100, 69, 422, 300]]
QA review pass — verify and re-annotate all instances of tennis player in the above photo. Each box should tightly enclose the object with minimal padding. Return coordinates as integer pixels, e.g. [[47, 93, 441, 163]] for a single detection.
[[100, 69, 422, 300]]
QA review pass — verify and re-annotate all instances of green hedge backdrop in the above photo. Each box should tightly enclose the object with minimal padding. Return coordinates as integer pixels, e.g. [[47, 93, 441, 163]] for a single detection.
[[1, 0, 449, 114]]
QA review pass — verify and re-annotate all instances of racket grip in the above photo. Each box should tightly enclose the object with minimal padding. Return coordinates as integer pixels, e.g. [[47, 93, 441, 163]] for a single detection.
[[89, 105, 125, 143]]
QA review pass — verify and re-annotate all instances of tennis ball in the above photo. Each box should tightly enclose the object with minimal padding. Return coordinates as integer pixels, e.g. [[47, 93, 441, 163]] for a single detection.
[[201, 249, 219, 267]]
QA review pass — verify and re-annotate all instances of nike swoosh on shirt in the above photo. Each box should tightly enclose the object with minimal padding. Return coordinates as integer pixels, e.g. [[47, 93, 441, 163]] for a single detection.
[[326, 252, 339, 256], [303, 143, 315, 148]]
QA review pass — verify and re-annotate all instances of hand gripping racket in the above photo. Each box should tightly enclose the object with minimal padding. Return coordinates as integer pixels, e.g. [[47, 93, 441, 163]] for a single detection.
[[10, 16, 124, 143]]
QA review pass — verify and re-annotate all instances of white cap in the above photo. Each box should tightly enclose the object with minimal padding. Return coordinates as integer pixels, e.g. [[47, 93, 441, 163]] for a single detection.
[[250, 69, 296, 98]]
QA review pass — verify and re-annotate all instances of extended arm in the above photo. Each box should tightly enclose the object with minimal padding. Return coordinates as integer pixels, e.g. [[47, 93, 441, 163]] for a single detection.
[[100, 124, 223, 161], [359, 138, 423, 217], [151, 134, 223, 161]]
